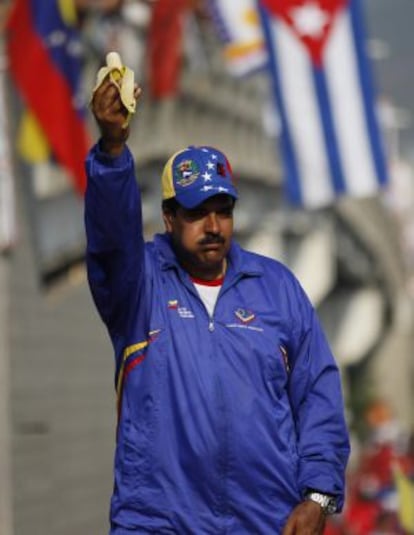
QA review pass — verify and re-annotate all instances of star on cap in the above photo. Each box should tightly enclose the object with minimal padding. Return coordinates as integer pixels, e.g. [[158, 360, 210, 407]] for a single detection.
[[206, 161, 215, 170], [202, 171, 212, 182], [290, 1, 329, 37]]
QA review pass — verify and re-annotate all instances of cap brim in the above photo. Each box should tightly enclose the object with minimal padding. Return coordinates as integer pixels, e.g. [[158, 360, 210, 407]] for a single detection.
[[175, 185, 238, 209]]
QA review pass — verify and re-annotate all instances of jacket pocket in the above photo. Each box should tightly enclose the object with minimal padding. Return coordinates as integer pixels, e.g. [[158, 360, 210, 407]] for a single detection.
[[265, 345, 290, 402], [118, 388, 158, 500]]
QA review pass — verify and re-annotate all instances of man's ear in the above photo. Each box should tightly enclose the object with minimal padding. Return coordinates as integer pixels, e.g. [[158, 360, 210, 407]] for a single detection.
[[162, 211, 174, 233]]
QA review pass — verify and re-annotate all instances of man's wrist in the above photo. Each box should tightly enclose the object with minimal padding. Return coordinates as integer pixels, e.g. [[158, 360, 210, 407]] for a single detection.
[[99, 137, 126, 157], [304, 490, 337, 515]]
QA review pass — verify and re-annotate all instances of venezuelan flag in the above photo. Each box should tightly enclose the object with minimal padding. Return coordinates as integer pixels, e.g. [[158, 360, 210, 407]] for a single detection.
[[6, 0, 90, 194]]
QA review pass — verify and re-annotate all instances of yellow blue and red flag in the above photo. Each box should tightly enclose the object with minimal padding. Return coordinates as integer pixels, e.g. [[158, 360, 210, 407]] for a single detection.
[[6, 0, 90, 194], [258, 0, 388, 208]]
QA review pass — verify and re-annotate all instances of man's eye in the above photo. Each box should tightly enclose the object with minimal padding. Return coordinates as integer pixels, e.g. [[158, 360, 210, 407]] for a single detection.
[[185, 210, 205, 219], [218, 208, 233, 217]]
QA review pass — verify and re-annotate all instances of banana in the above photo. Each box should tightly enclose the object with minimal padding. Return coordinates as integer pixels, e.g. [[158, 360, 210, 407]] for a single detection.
[[93, 51, 136, 128]]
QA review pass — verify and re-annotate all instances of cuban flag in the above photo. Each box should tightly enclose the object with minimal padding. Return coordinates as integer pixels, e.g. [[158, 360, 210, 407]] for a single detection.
[[258, 0, 388, 208], [6, 0, 90, 194]]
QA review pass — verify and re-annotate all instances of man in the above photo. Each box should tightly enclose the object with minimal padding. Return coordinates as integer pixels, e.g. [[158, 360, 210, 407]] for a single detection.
[[85, 77, 350, 534]]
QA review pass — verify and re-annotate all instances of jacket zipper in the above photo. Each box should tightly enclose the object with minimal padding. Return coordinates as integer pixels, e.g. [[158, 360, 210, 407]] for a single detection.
[[181, 275, 217, 332]]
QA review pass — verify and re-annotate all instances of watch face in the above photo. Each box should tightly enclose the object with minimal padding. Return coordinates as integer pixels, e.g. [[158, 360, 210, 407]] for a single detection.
[[306, 492, 337, 514]]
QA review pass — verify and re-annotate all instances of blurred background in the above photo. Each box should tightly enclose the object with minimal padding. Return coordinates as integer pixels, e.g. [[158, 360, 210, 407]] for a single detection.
[[0, 1, 413, 534]]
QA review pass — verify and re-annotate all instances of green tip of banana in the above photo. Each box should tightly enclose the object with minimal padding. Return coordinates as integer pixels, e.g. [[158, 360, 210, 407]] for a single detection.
[[93, 51, 136, 128]]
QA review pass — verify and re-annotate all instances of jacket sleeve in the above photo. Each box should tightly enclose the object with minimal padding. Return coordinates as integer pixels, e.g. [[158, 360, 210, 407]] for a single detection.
[[84, 143, 147, 351], [286, 275, 350, 511]]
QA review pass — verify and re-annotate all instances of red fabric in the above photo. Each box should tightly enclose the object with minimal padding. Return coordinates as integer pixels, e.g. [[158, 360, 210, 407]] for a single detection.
[[358, 444, 395, 489], [6, 0, 90, 194], [147, 0, 190, 99], [324, 523, 343, 535], [343, 497, 381, 535], [191, 276, 224, 286]]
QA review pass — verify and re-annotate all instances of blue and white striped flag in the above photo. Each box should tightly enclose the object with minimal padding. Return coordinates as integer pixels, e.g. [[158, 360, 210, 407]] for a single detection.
[[258, 0, 388, 208]]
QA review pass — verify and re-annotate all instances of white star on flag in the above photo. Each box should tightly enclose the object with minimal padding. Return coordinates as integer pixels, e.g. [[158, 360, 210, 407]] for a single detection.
[[290, 1, 329, 37]]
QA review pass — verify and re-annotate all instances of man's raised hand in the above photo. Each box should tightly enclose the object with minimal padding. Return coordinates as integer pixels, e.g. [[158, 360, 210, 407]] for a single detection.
[[90, 52, 141, 156]]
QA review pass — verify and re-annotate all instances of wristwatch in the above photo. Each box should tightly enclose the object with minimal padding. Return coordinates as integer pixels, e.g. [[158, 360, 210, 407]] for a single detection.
[[305, 491, 337, 515]]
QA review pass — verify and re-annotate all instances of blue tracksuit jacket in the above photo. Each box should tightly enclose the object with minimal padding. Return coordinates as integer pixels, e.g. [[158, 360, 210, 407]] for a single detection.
[[85, 144, 350, 534]]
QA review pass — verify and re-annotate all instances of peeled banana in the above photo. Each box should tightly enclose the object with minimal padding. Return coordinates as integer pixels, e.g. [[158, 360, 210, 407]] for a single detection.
[[93, 51, 136, 128]]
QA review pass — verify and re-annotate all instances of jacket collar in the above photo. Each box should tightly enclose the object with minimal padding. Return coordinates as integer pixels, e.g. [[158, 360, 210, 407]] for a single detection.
[[153, 233, 263, 279]]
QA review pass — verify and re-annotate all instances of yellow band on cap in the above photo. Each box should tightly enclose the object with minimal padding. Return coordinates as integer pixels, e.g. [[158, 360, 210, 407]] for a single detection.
[[161, 149, 185, 200]]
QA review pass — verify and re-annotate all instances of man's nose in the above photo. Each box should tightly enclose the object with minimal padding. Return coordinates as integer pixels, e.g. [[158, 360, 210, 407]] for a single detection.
[[204, 212, 220, 234]]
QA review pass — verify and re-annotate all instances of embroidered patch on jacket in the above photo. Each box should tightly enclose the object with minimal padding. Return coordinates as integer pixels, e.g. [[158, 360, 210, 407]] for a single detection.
[[177, 306, 195, 319], [235, 308, 255, 323], [174, 159, 200, 187], [168, 300, 195, 318]]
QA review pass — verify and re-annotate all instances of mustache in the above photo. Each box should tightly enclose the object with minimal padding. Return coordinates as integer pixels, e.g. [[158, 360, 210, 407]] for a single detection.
[[198, 234, 225, 246]]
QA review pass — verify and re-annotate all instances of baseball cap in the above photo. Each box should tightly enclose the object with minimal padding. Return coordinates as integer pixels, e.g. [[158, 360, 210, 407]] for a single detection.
[[161, 145, 238, 209]]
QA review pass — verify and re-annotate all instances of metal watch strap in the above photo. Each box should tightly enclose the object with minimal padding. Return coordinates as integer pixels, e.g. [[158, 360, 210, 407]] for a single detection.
[[305, 491, 337, 515]]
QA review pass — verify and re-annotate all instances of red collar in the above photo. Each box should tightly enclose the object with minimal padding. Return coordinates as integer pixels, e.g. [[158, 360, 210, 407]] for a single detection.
[[191, 276, 224, 287]]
